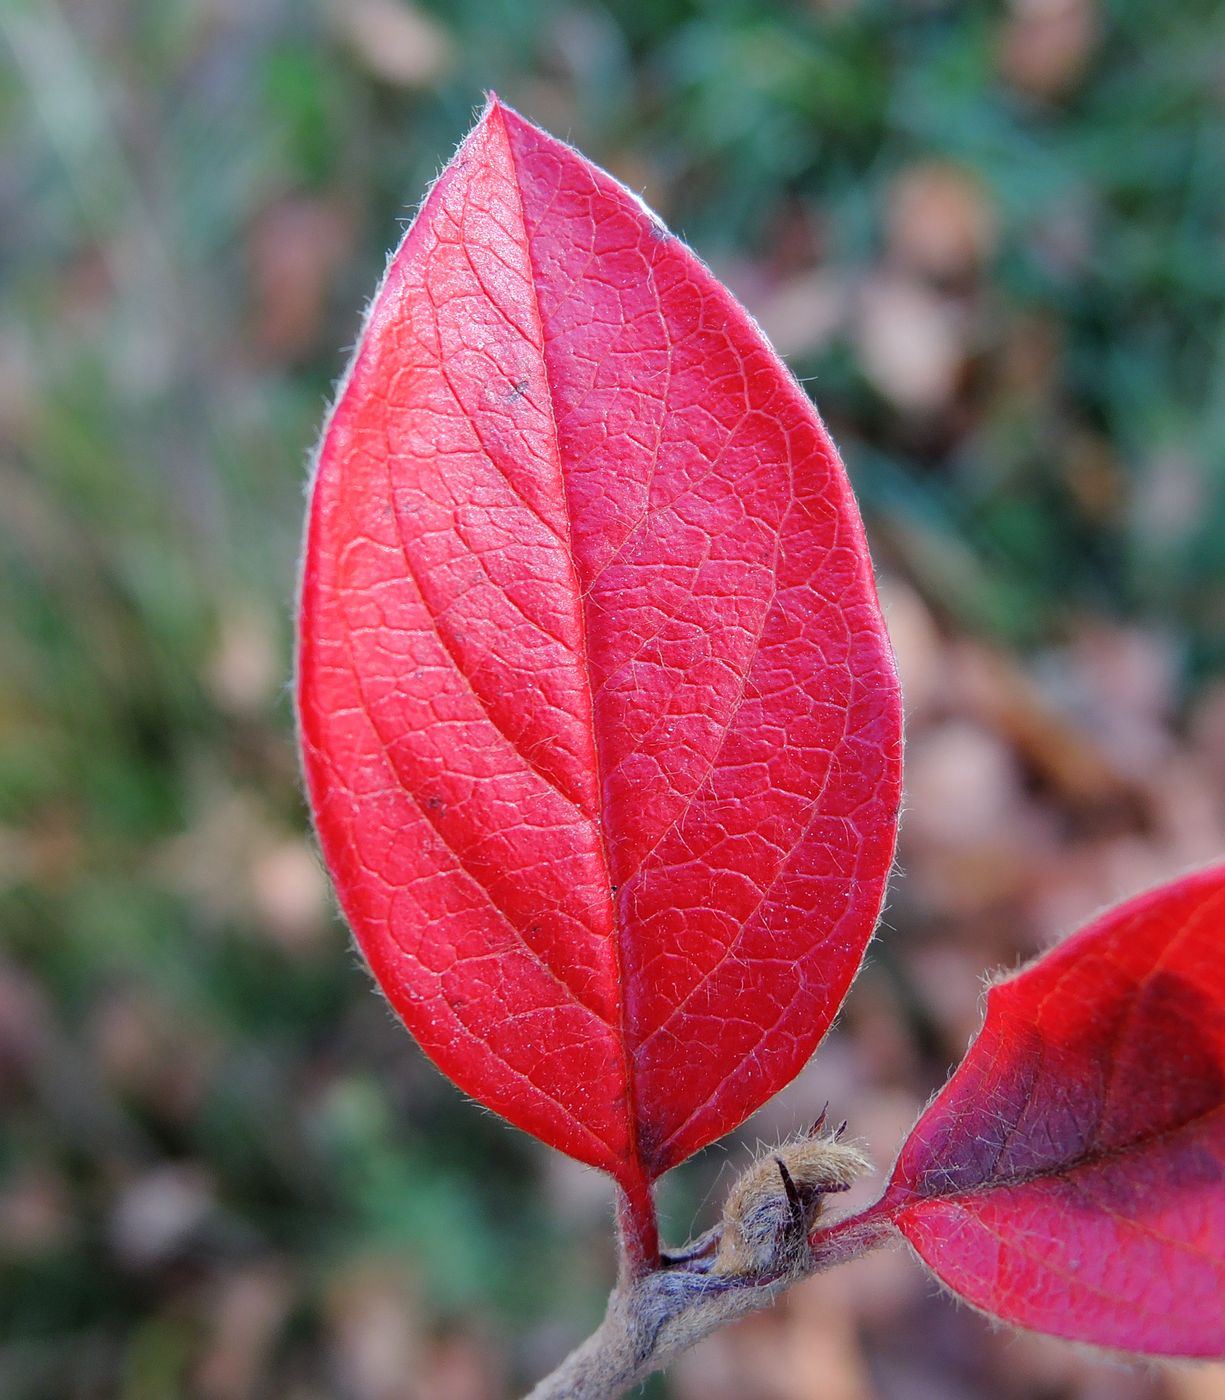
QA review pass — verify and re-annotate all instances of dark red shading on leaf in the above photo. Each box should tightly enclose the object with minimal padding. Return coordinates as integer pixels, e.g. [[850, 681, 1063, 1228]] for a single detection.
[[296, 96, 901, 1234], [880, 864, 1225, 1357]]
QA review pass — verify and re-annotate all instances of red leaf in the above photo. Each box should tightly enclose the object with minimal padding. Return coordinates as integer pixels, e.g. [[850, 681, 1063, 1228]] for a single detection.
[[881, 864, 1225, 1356], [296, 97, 901, 1223]]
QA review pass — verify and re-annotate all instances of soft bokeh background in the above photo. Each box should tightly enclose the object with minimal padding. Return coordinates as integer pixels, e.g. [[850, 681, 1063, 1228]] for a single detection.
[[4, 0, 1225, 1396]]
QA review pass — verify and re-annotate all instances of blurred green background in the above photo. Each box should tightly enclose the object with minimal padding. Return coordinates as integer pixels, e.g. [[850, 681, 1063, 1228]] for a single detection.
[[3, 1, 1225, 1397]]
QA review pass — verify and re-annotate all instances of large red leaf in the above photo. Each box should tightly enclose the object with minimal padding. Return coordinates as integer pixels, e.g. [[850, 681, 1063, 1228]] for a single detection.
[[880, 864, 1225, 1355], [296, 97, 901, 1220]]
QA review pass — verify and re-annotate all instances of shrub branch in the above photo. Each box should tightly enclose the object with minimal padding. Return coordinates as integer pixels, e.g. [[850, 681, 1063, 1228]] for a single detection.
[[525, 1128, 893, 1400]]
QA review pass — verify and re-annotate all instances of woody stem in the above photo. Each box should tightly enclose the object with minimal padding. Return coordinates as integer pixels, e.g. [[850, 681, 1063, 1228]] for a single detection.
[[524, 1202, 895, 1400]]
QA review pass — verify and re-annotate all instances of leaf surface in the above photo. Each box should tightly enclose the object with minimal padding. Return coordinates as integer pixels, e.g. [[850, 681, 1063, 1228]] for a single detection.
[[296, 98, 901, 1207], [881, 864, 1225, 1356]]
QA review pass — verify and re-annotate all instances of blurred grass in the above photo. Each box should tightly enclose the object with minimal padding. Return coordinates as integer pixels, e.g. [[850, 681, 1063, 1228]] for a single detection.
[[2, 0, 1224, 1396]]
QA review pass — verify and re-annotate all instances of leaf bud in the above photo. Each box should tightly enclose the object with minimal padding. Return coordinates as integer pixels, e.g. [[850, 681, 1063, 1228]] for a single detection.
[[712, 1128, 869, 1278]]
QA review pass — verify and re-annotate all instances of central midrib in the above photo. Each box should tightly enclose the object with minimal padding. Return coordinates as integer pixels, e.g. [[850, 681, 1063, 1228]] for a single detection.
[[495, 106, 649, 1189], [899, 1098, 1225, 1210]]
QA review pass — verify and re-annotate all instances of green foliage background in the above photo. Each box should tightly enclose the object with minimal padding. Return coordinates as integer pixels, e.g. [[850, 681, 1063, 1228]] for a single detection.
[[2, 0, 1224, 1396]]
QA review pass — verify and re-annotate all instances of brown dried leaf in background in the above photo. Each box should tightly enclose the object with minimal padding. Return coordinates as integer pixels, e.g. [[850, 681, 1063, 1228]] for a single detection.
[[887, 163, 997, 281], [1165, 1363, 1225, 1400], [855, 273, 967, 413], [950, 641, 1147, 810], [902, 716, 1044, 917], [1191, 680, 1225, 791], [998, 0, 1099, 100], [0, 1164, 74, 1259], [154, 789, 328, 953], [249, 838, 331, 954], [91, 986, 219, 1120], [195, 1262, 295, 1400], [418, 1328, 502, 1400], [205, 598, 282, 717], [675, 1277, 872, 1400], [877, 576, 945, 724], [246, 195, 357, 363], [754, 270, 848, 359], [325, 1256, 423, 1400], [0, 960, 52, 1094], [331, 0, 454, 88]]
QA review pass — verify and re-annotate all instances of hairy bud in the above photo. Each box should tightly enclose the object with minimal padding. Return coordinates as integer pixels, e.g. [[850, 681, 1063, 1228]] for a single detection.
[[712, 1126, 869, 1278]]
